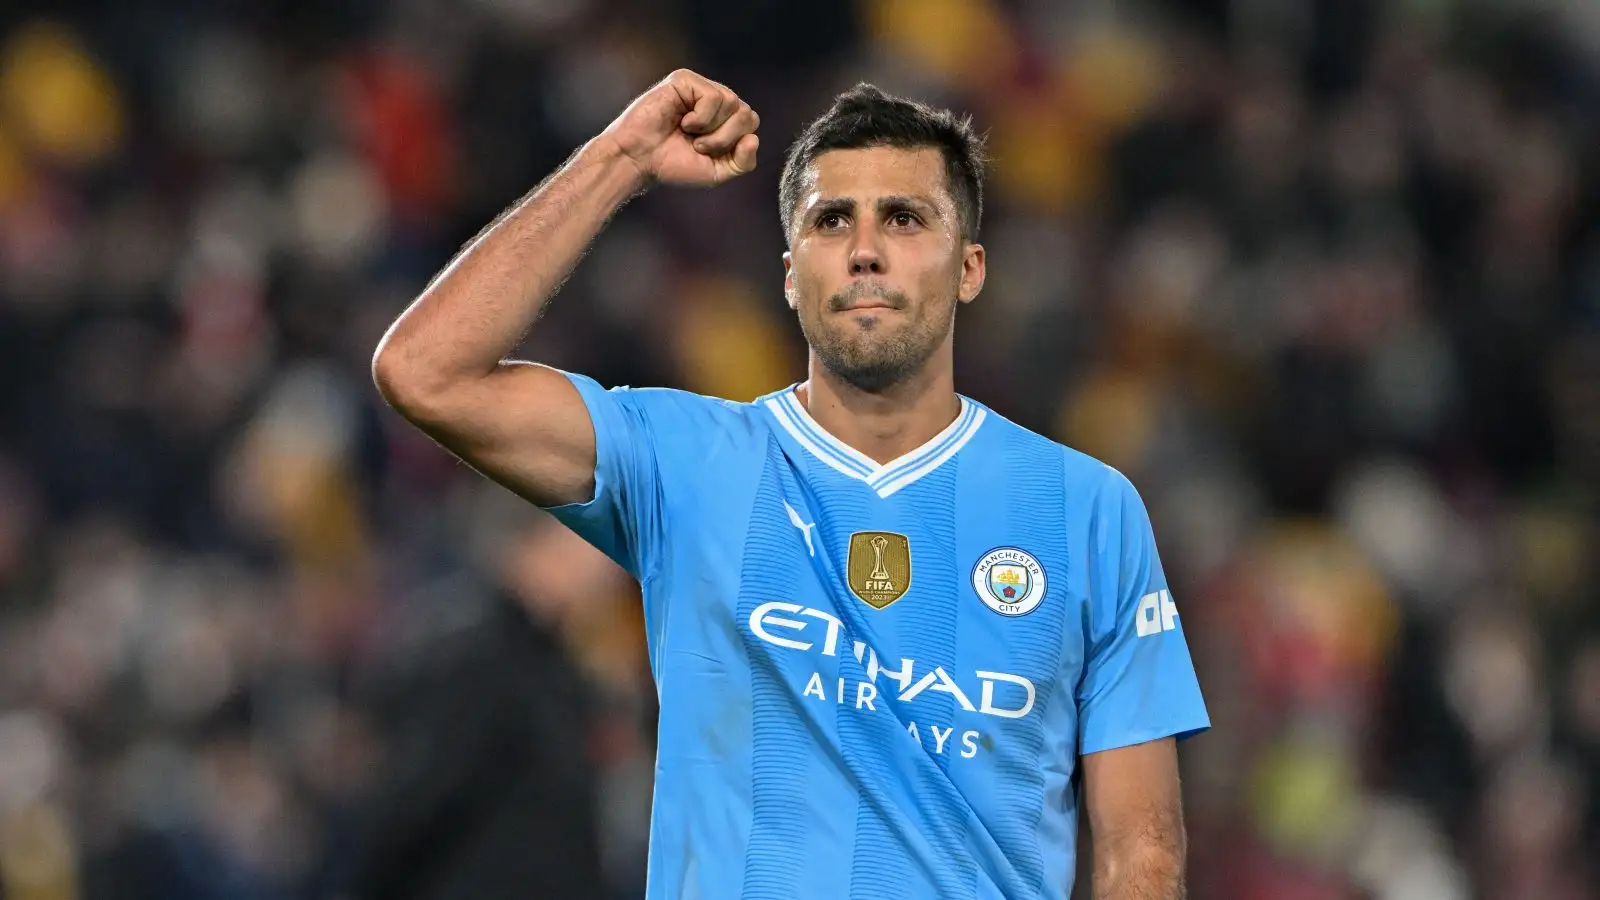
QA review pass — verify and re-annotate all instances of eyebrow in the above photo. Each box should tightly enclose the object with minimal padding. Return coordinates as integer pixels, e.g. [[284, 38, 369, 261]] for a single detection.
[[809, 197, 855, 223], [807, 194, 942, 224], [877, 195, 939, 217]]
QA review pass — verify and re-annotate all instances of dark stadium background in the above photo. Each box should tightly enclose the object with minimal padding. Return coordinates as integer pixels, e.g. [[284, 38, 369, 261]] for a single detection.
[[0, 0, 1597, 898]]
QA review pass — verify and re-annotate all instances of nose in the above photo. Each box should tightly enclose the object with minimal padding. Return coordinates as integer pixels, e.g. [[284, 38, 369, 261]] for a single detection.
[[849, 250, 884, 276], [848, 226, 885, 276]]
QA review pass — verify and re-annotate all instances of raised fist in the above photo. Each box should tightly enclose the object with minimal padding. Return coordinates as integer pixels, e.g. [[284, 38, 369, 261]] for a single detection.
[[600, 69, 760, 188]]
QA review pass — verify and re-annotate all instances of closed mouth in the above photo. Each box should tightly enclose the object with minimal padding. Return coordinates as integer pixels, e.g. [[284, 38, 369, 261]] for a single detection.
[[829, 280, 907, 313]]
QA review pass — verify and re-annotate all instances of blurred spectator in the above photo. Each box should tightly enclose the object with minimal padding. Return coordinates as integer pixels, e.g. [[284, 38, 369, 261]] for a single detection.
[[346, 499, 630, 900]]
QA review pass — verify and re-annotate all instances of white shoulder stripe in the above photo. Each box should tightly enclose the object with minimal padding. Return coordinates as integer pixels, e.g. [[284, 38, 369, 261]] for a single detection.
[[874, 405, 986, 497], [764, 388, 987, 497], [869, 398, 976, 487], [764, 397, 868, 482], [779, 391, 879, 474]]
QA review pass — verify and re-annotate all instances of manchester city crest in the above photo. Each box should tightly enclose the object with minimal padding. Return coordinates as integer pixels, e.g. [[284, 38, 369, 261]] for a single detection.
[[971, 548, 1047, 616]]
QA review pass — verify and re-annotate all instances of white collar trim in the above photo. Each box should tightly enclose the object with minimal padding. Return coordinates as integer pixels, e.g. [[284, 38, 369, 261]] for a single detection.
[[763, 388, 987, 498]]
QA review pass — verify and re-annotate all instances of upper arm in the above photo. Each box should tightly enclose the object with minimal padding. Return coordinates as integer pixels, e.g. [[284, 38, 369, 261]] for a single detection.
[[378, 359, 601, 509], [1081, 733, 1184, 871], [1080, 737, 1185, 864], [379, 362, 689, 580], [1077, 469, 1209, 754]]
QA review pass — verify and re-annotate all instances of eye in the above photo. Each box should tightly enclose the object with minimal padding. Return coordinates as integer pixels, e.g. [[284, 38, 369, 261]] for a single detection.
[[889, 211, 920, 228], [818, 212, 847, 231]]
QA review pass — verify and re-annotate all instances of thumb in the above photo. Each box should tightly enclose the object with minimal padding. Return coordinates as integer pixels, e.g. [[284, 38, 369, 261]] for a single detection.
[[714, 133, 760, 183]]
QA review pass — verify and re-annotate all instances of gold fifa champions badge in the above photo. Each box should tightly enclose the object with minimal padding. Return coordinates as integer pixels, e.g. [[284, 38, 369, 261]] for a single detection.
[[847, 531, 911, 609]]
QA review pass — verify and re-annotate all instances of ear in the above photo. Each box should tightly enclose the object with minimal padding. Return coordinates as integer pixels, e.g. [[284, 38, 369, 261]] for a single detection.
[[782, 251, 797, 310], [957, 243, 986, 304]]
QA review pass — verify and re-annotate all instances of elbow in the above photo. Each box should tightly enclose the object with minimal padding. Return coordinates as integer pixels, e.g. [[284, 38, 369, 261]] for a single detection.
[[1112, 840, 1184, 875], [370, 338, 408, 408], [1095, 838, 1186, 897], [371, 337, 445, 422]]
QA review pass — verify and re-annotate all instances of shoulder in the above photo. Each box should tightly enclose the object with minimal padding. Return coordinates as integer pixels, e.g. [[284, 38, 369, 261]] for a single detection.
[[634, 386, 778, 453], [967, 400, 1150, 554], [567, 372, 771, 436], [968, 399, 1129, 497], [566, 372, 739, 417]]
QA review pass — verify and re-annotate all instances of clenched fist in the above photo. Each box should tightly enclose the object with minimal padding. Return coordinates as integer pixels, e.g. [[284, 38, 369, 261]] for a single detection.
[[600, 70, 760, 188]]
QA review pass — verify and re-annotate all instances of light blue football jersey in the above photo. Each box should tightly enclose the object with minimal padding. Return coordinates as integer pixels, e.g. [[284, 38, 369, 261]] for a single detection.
[[546, 372, 1210, 900]]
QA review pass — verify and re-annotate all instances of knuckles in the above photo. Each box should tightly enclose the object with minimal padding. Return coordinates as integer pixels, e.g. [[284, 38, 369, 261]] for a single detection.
[[664, 68, 743, 110]]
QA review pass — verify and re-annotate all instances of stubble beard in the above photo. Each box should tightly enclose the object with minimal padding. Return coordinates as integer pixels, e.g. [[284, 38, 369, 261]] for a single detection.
[[798, 282, 955, 394]]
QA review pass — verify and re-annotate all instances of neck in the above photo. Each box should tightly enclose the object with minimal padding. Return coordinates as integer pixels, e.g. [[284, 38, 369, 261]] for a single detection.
[[798, 353, 961, 466]]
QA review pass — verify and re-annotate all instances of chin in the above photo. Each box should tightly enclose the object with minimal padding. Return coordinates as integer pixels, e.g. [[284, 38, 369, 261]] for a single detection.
[[822, 346, 925, 393]]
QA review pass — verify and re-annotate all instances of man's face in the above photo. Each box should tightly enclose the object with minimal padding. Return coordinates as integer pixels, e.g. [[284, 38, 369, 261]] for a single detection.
[[784, 146, 984, 392]]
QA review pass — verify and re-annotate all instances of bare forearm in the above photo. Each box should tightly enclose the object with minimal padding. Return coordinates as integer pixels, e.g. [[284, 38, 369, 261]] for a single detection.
[[360, 70, 756, 506], [373, 137, 647, 395], [1092, 839, 1186, 900]]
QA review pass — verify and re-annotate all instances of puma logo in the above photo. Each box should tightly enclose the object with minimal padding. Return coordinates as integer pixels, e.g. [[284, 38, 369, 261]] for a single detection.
[[784, 500, 817, 557]]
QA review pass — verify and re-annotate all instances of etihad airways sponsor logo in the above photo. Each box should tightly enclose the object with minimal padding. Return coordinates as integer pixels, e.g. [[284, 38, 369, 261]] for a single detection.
[[746, 601, 1036, 720]]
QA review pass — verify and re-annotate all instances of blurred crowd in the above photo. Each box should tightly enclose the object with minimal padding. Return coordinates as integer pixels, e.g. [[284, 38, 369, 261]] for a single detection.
[[0, 0, 1597, 898]]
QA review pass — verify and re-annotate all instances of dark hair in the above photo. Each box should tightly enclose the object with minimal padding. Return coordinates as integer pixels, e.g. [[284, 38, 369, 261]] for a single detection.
[[779, 84, 988, 245]]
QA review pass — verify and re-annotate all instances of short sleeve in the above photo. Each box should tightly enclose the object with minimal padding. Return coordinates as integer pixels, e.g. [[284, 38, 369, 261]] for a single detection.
[[1077, 469, 1210, 755], [542, 372, 671, 581]]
